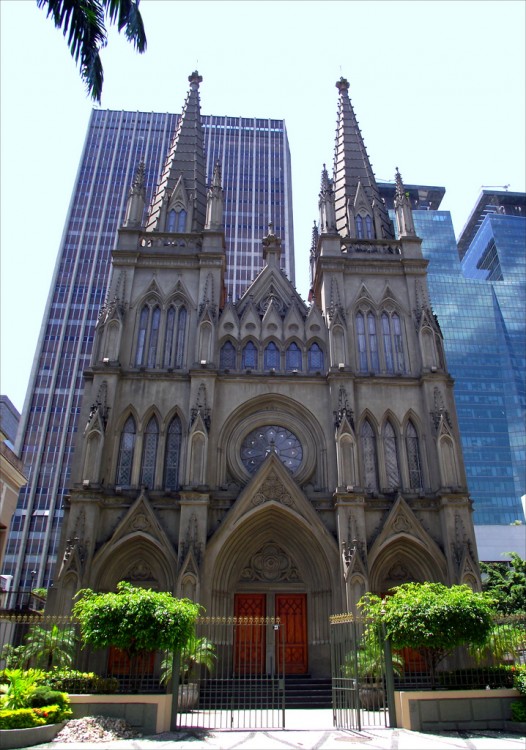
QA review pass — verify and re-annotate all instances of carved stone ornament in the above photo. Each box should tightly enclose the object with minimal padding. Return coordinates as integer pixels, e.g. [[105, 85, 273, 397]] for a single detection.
[[131, 513, 151, 532], [251, 471, 294, 507], [240, 543, 301, 582], [127, 560, 153, 580]]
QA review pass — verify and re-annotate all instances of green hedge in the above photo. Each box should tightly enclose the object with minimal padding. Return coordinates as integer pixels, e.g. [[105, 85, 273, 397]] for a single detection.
[[0, 703, 71, 729], [43, 669, 119, 694]]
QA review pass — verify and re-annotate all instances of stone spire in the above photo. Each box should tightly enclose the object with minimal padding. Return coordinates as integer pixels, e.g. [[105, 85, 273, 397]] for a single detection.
[[262, 221, 282, 267], [122, 160, 146, 228], [205, 160, 224, 231], [318, 164, 336, 233], [333, 77, 394, 240], [394, 167, 416, 238], [145, 71, 207, 234]]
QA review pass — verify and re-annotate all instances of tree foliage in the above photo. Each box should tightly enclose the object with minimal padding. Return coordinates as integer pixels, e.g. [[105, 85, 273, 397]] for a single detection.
[[72, 581, 200, 657], [480, 552, 526, 615], [36, 0, 147, 103], [358, 582, 495, 683], [23, 624, 77, 671]]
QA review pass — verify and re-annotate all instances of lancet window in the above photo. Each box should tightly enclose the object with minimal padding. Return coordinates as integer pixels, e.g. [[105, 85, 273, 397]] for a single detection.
[[140, 416, 159, 488], [383, 421, 400, 489], [167, 208, 187, 232], [220, 341, 236, 369], [356, 311, 380, 373], [242, 341, 258, 369], [360, 420, 379, 492], [406, 420, 423, 489], [264, 341, 280, 370], [286, 342, 302, 371], [164, 416, 182, 490], [136, 303, 161, 367], [116, 416, 136, 486], [163, 304, 187, 369], [307, 342, 324, 372]]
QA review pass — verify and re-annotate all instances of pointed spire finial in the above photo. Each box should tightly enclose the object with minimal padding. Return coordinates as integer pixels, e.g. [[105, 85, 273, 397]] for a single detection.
[[132, 160, 146, 191], [189, 70, 203, 87], [336, 76, 350, 94]]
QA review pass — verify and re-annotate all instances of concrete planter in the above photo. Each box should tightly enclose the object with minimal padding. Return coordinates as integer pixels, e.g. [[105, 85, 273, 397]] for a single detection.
[[0, 720, 65, 749]]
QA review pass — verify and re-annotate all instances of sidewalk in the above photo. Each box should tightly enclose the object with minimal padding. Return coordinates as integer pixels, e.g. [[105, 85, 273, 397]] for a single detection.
[[27, 710, 526, 750]]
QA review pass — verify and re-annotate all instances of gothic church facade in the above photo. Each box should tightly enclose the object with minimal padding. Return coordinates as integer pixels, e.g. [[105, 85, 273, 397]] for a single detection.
[[49, 72, 480, 676]]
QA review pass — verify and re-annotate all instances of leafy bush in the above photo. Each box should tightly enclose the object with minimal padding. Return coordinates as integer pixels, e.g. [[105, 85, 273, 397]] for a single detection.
[[512, 665, 526, 696], [0, 703, 72, 728], [0, 669, 46, 710], [27, 687, 69, 710], [511, 700, 526, 722], [43, 669, 119, 694], [0, 707, 46, 729]]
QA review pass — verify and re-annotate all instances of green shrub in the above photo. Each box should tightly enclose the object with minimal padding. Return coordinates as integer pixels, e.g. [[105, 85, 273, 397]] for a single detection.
[[0, 707, 47, 729], [511, 699, 526, 723], [0, 703, 72, 729], [512, 665, 526, 696], [0, 669, 46, 710], [44, 669, 119, 694], [28, 687, 69, 710]]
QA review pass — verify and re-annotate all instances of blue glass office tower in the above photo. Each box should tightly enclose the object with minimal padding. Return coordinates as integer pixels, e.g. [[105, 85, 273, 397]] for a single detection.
[[380, 185, 526, 527], [4, 108, 294, 595]]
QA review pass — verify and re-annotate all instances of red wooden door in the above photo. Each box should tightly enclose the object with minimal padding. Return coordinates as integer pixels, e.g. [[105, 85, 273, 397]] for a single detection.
[[234, 593, 266, 674], [275, 593, 308, 674]]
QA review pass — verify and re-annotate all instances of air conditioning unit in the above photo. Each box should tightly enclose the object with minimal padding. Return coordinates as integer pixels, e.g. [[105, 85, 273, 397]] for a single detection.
[[0, 575, 13, 592]]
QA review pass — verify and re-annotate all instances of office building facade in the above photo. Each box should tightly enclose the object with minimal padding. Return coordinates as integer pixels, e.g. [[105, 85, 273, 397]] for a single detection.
[[4, 103, 294, 595], [379, 185, 526, 530]]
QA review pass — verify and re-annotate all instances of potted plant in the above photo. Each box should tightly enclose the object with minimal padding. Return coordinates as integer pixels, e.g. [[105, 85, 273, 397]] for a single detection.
[[343, 632, 404, 710], [161, 632, 216, 710]]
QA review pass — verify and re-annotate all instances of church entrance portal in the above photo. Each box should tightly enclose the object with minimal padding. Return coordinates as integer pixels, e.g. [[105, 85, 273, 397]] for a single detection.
[[234, 593, 308, 674]]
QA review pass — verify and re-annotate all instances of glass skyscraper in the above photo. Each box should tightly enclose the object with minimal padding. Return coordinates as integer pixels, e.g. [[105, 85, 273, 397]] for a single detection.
[[380, 184, 525, 527], [4, 109, 294, 594]]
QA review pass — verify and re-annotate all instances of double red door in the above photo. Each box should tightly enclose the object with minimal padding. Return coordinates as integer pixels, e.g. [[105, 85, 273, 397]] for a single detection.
[[234, 593, 308, 674]]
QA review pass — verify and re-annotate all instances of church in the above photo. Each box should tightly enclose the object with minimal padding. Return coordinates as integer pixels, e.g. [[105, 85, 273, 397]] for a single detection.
[[48, 72, 481, 677]]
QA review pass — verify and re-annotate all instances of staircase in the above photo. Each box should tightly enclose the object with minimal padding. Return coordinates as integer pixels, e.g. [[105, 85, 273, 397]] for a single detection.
[[197, 675, 333, 710]]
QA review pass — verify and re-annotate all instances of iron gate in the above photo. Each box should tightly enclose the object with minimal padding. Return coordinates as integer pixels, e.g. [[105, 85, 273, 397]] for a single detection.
[[173, 616, 286, 729], [330, 613, 393, 730]]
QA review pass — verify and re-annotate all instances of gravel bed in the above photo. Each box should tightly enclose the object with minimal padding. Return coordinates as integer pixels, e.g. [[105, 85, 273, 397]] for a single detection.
[[53, 715, 142, 743]]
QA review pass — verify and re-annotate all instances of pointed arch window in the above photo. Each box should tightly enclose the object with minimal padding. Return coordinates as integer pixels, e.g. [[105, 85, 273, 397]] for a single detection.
[[365, 215, 374, 239], [367, 312, 379, 371], [164, 416, 182, 490], [167, 208, 187, 233], [164, 304, 187, 369], [382, 313, 394, 373], [360, 420, 378, 492], [286, 342, 302, 371], [147, 306, 161, 368], [220, 341, 236, 369], [393, 314, 406, 372], [356, 312, 368, 372], [140, 416, 159, 488], [135, 305, 149, 366], [384, 421, 400, 489], [308, 342, 324, 372], [242, 341, 258, 369], [406, 421, 423, 489], [355, 215, 364, 239], [116, 416, 136, 486], [264, 341, 280, 370]]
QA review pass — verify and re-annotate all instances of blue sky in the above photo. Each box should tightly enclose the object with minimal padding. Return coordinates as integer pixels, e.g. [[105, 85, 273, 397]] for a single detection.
[[1, 0, 525, 414]]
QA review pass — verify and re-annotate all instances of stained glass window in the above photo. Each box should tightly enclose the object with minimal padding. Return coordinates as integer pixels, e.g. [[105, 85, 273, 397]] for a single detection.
[[286, 342, 302, 371], [406, 421, 423, 489], [164, 416, 182, 490], [242, 341, 258, 369], [264, 342, 280, 370], [241, 425, 303, 474], [384, 421, 400, 489], [360, 420, 378, 492], [220, 341, 236, 369], [308, 342, 324, 372], [116, 416, 136, 486], [140, 416, 159, 488]]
